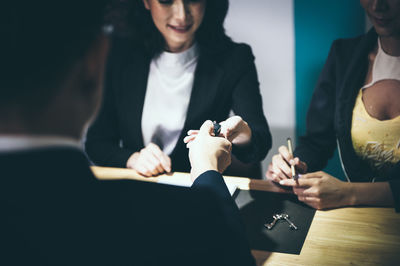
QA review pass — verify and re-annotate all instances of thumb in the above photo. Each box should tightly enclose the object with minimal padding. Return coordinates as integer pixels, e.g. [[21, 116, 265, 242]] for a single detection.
[[199, 120, 214, 137]]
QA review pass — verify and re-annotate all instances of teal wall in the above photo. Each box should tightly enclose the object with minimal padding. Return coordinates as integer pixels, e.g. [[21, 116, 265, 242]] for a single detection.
[[294, 0, 365, 180]]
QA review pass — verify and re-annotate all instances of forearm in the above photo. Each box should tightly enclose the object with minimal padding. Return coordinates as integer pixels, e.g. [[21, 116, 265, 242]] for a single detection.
[[348, 182, 394, 207], [192, 171, 255, 265], [232, 123, 271, 163]]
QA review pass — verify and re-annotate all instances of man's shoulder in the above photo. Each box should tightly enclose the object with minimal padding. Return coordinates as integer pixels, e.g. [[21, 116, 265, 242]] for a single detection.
[[0, 147, 93, 185]]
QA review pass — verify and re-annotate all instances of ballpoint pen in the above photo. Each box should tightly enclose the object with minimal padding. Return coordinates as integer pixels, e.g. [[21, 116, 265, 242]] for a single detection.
[[287, 138, 299, 183]]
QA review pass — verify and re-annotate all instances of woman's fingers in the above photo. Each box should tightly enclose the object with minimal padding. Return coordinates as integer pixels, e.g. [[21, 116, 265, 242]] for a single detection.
[[266, 163, 284, 182], [141, 147, 163, 173], [135, 160, 154, 177], [184, 135, 197, 144], [278, 145, 292, 163], [293, 157, 308, 173], [187, 130, 199, 136], [127, 143, 172, 177], [297, 196, 321, 208], [271, 154, 291, 180], [147, 143, 171, 173], [141, 154, 163, 176]]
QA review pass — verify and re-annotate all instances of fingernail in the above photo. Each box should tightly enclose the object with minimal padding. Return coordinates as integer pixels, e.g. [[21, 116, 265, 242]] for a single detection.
[[298, 174, 302, 178], [279, 180, 285, 185], [289, 159, 294, 165]]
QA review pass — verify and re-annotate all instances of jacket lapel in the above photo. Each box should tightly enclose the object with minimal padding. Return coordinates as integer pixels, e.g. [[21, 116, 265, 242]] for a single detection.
[[170, 47, 225, 157], [120, 51, 151, 149]]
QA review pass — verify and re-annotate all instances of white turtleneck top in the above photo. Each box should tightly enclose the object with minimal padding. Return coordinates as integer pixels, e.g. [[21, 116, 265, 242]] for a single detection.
[[141, 44, 199, 155]]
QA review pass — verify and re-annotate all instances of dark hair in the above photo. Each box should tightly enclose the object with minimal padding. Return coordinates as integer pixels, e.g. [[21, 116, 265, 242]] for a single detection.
[[128, 0, 231, 56], [0, 0, 108, 109]]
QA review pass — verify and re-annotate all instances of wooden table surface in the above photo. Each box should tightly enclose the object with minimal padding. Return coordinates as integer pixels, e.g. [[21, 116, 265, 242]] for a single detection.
[[91, 166, 400, 266]]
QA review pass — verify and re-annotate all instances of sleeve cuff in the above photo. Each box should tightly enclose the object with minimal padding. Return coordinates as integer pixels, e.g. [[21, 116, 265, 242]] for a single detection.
[[192, 170, 231, 200]]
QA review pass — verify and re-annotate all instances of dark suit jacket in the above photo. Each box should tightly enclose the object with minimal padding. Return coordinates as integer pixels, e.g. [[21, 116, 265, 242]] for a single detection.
[[85, 38, 271, 173], [294, 29, 400, 211], [1, 146, 255, 265]]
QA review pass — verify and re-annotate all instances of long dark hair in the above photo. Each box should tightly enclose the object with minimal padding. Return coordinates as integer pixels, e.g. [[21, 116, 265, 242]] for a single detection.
[[126, 0, 231, 56]]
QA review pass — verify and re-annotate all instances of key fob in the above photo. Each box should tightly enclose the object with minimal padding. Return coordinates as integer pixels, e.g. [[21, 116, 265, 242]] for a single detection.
[[213, 121, 221, 136]]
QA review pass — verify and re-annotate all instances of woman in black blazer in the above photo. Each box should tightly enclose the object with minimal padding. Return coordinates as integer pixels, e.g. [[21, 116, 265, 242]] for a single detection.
[[85, 0, 271, 176], [267, 0, 400, 211]]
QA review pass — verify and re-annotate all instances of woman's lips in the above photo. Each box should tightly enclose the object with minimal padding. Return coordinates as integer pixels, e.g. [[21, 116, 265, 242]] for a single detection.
[[372, 16, 392, 27], [168, 24, 192, 33]]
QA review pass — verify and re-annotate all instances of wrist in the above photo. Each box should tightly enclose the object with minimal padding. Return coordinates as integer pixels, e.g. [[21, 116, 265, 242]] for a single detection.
[[191, 161, 218, 182], [241, 121, 252, 146], [345, 182, 357, 206]]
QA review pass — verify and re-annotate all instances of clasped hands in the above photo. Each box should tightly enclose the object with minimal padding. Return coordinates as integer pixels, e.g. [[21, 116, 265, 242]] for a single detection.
[[266, 146, 352, 210]]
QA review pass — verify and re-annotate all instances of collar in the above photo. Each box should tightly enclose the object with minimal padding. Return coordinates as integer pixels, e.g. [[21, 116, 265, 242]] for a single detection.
[[0, 135, 81, 153], [154, 43, 199, 68]]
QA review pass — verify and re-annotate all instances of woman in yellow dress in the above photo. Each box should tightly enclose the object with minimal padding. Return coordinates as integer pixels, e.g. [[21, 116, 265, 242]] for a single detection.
[[267, 0, 400, 211]]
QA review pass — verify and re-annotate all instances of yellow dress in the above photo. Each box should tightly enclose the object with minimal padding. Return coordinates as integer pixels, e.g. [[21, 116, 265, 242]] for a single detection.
[[351, 89, 400, 173]]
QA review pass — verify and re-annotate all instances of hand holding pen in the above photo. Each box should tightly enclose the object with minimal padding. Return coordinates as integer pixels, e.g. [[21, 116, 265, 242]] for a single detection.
[[265, 138, 307, 183], [287, 138, 299, 184]]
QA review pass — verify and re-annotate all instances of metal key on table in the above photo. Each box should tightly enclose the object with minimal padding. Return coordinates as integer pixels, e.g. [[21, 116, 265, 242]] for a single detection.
[[281, 214, 298, 230], [264, 214, 282, 230]]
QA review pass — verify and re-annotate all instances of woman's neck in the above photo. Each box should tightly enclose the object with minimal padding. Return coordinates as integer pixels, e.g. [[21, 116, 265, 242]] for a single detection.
[[380, 35, 400, 56], [165, 39, 195, 53]]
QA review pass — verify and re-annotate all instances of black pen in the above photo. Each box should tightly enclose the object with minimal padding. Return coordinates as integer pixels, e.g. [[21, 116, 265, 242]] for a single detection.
[[287, 138, 299, 182]]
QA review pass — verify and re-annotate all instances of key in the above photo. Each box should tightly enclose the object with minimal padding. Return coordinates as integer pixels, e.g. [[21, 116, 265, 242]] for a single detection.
[[264, 214, 281, 230], [281, 214, 298, 230], [213, 121, 221, 136]]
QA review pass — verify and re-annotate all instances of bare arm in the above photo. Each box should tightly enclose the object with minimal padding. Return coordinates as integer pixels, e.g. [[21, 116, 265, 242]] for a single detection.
[[349, 181, 394, 207]]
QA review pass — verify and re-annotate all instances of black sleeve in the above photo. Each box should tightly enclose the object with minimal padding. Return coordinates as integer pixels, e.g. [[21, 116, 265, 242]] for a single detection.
[[192, 170, 256, 266], [84, 44, 134, 168], [294, 41, 339, 172], [230, 45, 272, 163]]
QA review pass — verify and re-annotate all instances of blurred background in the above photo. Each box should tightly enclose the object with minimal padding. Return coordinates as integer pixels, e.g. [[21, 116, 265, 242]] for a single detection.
[[225, 0, 369, 180]]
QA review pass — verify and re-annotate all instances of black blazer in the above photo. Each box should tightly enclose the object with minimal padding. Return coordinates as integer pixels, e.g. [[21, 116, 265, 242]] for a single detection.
[[85, 37, 271, 173], [294, 29, 400, 211], [1, 147, 255, 265]]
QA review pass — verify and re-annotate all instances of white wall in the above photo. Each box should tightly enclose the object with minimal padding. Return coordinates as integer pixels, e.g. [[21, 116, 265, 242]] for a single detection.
[[225, 0, 295, 176]]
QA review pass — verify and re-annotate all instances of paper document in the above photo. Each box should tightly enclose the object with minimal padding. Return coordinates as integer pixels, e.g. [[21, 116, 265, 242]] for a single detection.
[[158, 177, 237, 196]]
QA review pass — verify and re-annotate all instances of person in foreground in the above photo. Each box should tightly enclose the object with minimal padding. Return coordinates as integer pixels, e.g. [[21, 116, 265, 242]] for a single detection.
[[0, 1, 255, 265], [84, 0, 271, 177], [267, 0, 400, 212]]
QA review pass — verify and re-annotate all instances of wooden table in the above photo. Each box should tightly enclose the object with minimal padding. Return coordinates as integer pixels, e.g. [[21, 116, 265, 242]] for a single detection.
[[91, 166, 400, 266]]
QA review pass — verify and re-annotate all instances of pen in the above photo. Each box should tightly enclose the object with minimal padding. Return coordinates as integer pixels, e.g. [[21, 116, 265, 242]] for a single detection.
[[287, 138, 299, 182]]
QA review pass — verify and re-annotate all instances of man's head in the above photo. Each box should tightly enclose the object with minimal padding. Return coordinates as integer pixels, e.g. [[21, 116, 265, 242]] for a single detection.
[[0, 1, 109, 139]]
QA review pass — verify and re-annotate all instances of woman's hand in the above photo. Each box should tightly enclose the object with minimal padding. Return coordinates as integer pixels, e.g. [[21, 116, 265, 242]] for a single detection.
[[219, 116, 252, 145], [184, 116, 252, 146], [266, 145, 307, 182], [126, 143, 171, 177], [279, 171, 353, 210]]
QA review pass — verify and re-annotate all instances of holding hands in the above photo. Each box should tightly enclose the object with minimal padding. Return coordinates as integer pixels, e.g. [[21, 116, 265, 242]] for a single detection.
[[126, 143, 171, 177], [184, 116, 252, 146]]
